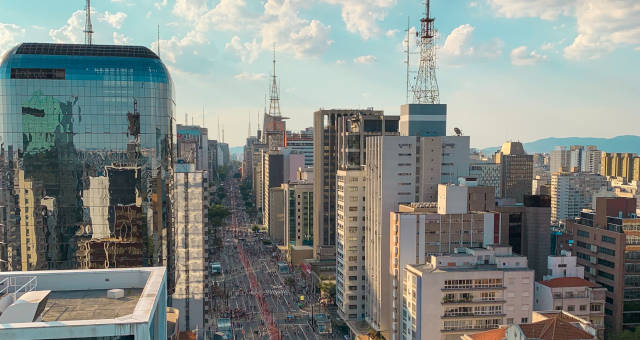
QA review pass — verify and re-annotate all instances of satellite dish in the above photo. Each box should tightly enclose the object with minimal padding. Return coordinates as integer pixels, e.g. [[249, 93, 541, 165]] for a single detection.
[[454, 127, 462, 136]]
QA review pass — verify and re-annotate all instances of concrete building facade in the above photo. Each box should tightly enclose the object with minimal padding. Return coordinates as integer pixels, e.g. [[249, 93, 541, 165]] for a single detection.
[[336, 168, 367, 322], [565, 197, 640, 335], [495, 142, 533, 203], [550, 172, 608, 223], [401, 246, 534, 340], [469, 162, 502, 197]]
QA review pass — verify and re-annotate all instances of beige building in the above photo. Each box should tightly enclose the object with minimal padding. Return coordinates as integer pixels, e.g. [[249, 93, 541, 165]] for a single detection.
[[282, 181, 314, 247], [601, 152, 640, 182], [494, 141, 533, 203], [336, 168, 367, 321], [364, 136, 442, 335], [402, 246, 534, 340], [389, 190, 502, 339]]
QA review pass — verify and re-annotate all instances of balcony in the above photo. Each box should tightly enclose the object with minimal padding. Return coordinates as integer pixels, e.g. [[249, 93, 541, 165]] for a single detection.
[[441, 299, 506, 305], [441, 324, 500, 333], [442, 312, 505, 319], [442, 286, 505, 291]]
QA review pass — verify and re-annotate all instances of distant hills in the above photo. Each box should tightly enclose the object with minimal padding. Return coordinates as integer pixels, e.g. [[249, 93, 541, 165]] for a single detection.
[[480, 135, 640, 155]]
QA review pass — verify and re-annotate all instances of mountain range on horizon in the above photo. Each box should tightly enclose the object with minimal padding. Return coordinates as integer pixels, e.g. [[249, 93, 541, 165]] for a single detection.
[[231, 135, 640, 157], [479, 135, 640, 155]]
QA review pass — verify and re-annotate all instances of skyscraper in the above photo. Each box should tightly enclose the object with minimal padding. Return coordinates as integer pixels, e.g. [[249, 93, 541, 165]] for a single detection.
[[0, 44, 175, 289], [495, 141, 533, 203], [312, 109, 398, 261]]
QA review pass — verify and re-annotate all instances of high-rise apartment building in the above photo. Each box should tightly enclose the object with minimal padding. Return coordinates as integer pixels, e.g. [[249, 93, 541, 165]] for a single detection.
[[402, 246, 534, 340], [217, 142, 230, 168], [243, 136, 258, 179], [312, 109, 398, 261], [262, 152, 284, 231], [550, 146, 571, 174], [174, 163, 207, 337], [282, 181, 314, 247], [176, 124, 209, 171], [565, 197, 640, 335], [364, 136, 442, 335], [601, 152, 640, 182], [389, 186, 501, 339], [550, 172, 607, 223], [495, 141, 533, 203], [0, 43, 175, 290], [208, 139, 219, 184], [286, 128, 314, 167], [336, 168, 367, 322], [399, 103, 447, 137]]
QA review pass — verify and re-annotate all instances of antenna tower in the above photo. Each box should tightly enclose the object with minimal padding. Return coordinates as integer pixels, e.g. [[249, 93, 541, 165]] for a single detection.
[[157, 25, 160, 57], [411, 0, 439, 104], [268, 45, 281, 116], [84, 0, 94, 45], [248, 113, 251, 138], [404, 17, 411, 104]]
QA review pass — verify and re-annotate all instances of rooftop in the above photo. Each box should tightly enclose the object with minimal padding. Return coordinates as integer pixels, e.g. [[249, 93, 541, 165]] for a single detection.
[[539, 277, 598, 289], [465, 327, 506, 340], [0, 267, 165, 336], [40, 288, 142, 321], [519, 318, 594, 340], [14, 43, 159, 59]]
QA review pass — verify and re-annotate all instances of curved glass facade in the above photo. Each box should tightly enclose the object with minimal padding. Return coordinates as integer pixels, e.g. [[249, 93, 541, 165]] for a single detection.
[[0, 44, 175, 275]]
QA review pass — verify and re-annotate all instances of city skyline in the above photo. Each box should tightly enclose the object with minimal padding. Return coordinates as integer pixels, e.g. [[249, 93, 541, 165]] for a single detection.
[[0, 0, 638, 148]]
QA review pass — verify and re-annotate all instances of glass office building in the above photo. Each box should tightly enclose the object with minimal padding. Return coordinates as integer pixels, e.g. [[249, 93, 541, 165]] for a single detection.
[[0, 44, 175, 285]]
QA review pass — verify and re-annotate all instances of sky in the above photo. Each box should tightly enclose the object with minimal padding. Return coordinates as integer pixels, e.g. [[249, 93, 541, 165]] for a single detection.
[[0, 0, 638, 148]]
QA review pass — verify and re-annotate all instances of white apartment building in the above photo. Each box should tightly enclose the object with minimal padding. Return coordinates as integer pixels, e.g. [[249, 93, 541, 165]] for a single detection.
[[550, 172, 608, 223], [174, 164, 207, 337], [533, 252, 606, 337], [402, 246, 534, 340], [550, 147, 571, 174], [364, 136, 442, 336], [336, 168, 367, 321], [389, 193, 500, 339]]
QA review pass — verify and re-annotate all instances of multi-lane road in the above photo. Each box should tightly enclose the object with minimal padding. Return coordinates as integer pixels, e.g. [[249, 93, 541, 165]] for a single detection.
[[209, 176, 324, 340]]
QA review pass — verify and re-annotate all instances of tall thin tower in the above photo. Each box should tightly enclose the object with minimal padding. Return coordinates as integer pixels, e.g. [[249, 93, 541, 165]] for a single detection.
[[411, 0, 439, 104], [268, 45, 281, 116], [84, 0, 93, 45]]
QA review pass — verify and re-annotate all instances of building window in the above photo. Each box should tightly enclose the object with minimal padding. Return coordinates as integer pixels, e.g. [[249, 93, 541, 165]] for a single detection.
[[567, 305, 575, 311], [601, 235, 616, 244], [600, 247, 616, 257], [506, 318, 513, 325], [580, 305, 587, 311], [597, 258, 615, 268], [521, 318, 528, 323], [577, 230, 590, 238]]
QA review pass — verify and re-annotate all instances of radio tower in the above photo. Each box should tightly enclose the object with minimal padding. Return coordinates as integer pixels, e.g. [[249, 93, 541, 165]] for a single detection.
[[412, 0, 439, 104], [84, 0, 94, 45], [268, 45, 281, 116]]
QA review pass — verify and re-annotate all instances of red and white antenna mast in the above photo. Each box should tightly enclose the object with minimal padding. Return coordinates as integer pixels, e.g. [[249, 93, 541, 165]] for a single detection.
[[84, 0, 94, 45]]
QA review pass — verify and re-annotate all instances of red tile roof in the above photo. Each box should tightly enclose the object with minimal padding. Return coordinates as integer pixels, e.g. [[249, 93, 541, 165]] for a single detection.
[[538, 277, 597, 288], [467, 327, 507, 340], [519, 318, 594, 340]]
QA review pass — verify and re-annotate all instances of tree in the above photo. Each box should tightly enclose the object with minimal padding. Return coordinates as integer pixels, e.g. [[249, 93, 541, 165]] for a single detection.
[[251, 225, 260, 233], [208, 204, 230, 228], [612, 328, 640, 340], [319, 281, 336, 303]]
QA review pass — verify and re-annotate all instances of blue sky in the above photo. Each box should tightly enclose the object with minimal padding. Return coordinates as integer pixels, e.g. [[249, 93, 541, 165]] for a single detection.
[[0, 0, 638, 148]]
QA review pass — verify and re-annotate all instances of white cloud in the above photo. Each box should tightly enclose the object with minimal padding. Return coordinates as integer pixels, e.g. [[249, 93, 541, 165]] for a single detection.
[[510, 46, 547, 65], [154, 0, 168, 10], [469, 1, 479, 8], [439, 24, 503, 65], [541, 42, 554, 50], [320, 0, 396, 40], [146, 11, 152, 19], [485, 0, 575, 20], [354, 55, 376, 64], [0, 23, 25, 56], [385, 29, 398, 37], [113, 31, 130, 45], [234, 72, 267, 80], [50, 10, 85, 43], [99, 11, 127, 29], [564, 0, 640, 60], [225, 36, 261, 63], [336, 59, 345, 64], [172, 0, 208, 22], [441, 24, 476, 57]]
